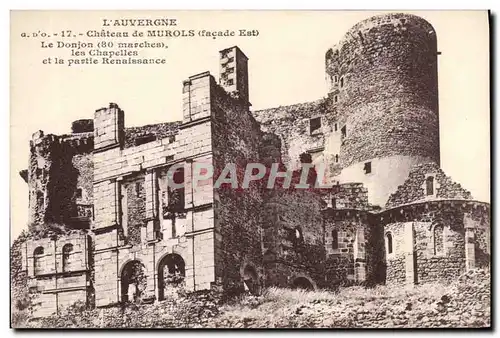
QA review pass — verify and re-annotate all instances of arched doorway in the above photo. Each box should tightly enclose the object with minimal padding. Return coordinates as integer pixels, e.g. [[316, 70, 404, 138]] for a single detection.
[[242, 264, 259, 295], [292, 276, 314, 290], [158, 254, 185, 301], [120, 260, 146, 303]]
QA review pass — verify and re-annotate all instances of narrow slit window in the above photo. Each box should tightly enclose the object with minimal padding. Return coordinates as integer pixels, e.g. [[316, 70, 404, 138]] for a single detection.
[[386, 233, 393, 254], [426, 176, 434, 196], [332, 230, 338, 249], [364, 162, 372, 174]]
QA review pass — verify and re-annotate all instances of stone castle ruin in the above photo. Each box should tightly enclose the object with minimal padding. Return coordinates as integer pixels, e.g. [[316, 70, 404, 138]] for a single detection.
[[16, 13, 490, 317]]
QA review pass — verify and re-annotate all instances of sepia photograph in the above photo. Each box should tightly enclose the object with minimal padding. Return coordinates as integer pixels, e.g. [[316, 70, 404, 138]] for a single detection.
[[10, 10, 490, 329]]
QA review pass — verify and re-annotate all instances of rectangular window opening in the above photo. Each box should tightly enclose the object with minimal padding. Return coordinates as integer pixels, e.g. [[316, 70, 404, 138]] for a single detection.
[[310, 117, 321, 134], [364, 162, 372, 174]]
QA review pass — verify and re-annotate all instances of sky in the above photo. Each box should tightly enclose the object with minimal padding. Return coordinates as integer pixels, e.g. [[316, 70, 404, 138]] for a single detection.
[[10, 10, 490, 240]]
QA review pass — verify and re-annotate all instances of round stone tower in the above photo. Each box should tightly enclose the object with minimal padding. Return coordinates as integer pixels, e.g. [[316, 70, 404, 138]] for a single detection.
[[325, 13, 440, 207]]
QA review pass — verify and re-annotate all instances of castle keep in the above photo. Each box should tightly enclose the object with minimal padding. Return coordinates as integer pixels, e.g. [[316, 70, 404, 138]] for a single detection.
[[17, 13, 490, 317]]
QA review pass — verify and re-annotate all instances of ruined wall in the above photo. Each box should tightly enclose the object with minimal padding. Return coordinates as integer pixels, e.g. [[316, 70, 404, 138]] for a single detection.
[[89, 90, 216, 305], [211, 81, 264, 292], [121, 174, 146, 246], [328, 182, 370, 210], [253, 100, 337, 175], [72, 154, 93, 206], [28, 132, 58, 226], [28, 131, 94, 228], [21, 233, 91, 317], [381, 201, 490, 285], [124, 122, 180, 148], [386, 162, 473, 208], [262, 188, 325, 289]]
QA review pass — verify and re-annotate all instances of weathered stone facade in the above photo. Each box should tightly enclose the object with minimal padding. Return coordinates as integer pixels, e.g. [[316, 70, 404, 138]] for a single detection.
[[16, 13, 490, 318]]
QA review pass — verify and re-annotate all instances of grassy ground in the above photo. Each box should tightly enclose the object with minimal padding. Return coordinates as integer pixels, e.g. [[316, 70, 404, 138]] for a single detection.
[[13, 269, 490, 329]]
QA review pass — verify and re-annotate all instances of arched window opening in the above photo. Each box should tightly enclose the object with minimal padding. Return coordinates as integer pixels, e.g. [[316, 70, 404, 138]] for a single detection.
[[332, 230, 339, 249], [158, 254, 186, 301], [386, 233, 393, 255], [434, 224, 444, 255], [62, 244, 74, 272], [33, 247, 44, 276], [121, 260, 147, 303], [292, 277, 314, 290], [340, 77, 344, 88], [426, 176, 435, 196]]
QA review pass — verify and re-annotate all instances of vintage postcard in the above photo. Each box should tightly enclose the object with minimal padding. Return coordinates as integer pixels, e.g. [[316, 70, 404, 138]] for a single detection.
[[10, 10, 490, 329]]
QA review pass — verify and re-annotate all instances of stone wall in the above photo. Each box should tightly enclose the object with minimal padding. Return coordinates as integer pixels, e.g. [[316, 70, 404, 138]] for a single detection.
[[381, 201, 490, 285], [323, 210, 382, 286], [263, 188, 326, 289], [91, 93, 215, 306], [124, 122, 180, 148], [72, 154, 93, 206], [20, 233, 91, 317], [328, 182, 369, 210], [253, 100, 338, 175], [386, 162, 472, 208], [211, 81, 264, 293], [121, 174, 146, 246], [27, 131, 94, 228], [325, 13, 440, 169], [383, 222, 406, 284], [15, 38, 491, 321]]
